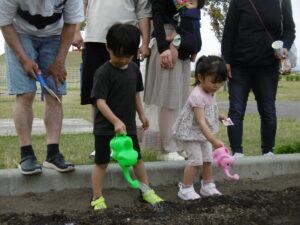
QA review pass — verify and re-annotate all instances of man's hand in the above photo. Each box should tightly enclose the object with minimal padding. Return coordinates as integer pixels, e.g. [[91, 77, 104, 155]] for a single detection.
[[20, 56, 40, 80], [138, 44, 150, 61], [139, 115, 149, 130], [45, 61, 67, 90], [72, 31, 84, 50], [160, 49, 174, 69], [114, 120, 126, 135]]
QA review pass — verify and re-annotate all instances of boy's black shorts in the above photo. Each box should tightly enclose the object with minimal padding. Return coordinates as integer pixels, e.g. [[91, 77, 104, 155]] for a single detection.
[[94, 135, 142, 165]]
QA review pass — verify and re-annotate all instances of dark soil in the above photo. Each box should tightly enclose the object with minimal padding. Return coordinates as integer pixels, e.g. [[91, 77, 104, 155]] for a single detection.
[[1, 174, 300, 225]]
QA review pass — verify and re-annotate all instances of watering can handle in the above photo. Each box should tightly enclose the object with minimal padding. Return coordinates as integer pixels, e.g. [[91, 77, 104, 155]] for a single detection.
[[115, 131, 126, 137]]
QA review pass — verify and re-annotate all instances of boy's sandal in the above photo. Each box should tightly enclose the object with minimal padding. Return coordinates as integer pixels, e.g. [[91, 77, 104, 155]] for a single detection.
[[91, 196, 107, 210], [142, 189, 164, 205]]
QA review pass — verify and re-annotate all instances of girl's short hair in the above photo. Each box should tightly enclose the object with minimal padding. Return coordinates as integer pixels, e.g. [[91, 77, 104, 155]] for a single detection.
[[106, 23, 140, 57], [193, 55, 228, 86]]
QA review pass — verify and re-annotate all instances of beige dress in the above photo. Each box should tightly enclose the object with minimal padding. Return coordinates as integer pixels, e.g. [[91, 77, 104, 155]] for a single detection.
[[144, 24, 191, 111], [142, 24, 191, 153]]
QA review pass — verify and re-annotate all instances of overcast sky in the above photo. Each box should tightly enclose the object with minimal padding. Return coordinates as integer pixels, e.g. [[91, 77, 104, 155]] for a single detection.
[[0, 0, 299, 65]]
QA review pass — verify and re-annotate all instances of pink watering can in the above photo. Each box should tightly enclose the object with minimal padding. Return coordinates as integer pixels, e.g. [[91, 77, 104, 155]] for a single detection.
[[213, 146, 239, 180]]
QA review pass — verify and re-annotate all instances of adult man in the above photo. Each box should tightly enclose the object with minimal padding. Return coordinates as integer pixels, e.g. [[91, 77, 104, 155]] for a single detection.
[[0, 0, 84, 175]]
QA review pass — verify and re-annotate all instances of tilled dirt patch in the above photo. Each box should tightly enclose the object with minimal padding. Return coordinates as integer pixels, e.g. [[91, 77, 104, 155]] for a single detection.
[[0, 174, 300, 225]]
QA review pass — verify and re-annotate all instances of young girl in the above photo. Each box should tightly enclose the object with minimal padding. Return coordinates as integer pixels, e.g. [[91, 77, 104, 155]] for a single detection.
[[173, 56, 228, 200]]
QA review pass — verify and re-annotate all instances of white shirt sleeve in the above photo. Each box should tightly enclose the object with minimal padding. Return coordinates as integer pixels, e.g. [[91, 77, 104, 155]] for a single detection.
[[0, 0, 18, 26], [135, 0, 152, 20], [63, 0, 84, 24]]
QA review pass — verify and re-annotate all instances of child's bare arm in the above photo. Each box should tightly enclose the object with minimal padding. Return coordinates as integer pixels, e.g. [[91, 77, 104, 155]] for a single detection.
[[96, 99, 126, 135], [218, 113, 227, 122], [136, 92, 149, 130], [166, 31, 177, 41], [194, 107, 223, 149]]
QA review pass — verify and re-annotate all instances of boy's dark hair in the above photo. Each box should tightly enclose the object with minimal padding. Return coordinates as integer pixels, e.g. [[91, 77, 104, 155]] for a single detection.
[[106, 23, 140, 57], [193, 55, 228, 86]]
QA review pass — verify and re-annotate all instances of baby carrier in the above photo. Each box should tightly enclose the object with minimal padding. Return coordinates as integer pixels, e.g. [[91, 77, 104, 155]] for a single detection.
[[169, 0, 202, 60]]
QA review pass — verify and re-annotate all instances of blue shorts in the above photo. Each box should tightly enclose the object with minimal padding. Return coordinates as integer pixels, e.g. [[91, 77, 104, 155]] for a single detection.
[[5, 33, 67, 96]]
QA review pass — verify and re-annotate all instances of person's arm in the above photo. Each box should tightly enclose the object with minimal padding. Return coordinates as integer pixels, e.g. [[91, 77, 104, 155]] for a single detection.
[[136, 0, 151, 61], [151, 0, 169, 53], [72, 23, 84, 50], [166, 31, 177, 41], [190, 54, 197, 62], [1, 25, 40, 79], [136, 92, 149, 130], [281, 0, 295, 54], [45, 23, 76, 90], [138, 18, 151, 61], [221, 0, 239, 78], [96, 99, 126, 135], [72, 1, 88, 50], [194, 107, 223, 149], [151, 0, 174, 69]]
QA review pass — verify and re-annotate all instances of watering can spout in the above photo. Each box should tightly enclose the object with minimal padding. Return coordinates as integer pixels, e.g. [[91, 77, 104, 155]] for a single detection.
[[110, 132, 140, 188], [213, 146, 240, 180], [224, 168, 240, 180], [122, 167, 140, 188]]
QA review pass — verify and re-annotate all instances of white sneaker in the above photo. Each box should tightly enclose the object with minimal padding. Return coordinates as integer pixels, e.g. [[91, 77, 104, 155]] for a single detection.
[[89, 151, 96, 158], [178, 150, 188, 158], [157, 152, 185, 161], [233, 152, 245, 158], [263, 152, 275, 156], [200, 182, 222, 196], [178, 183, 201, 200]]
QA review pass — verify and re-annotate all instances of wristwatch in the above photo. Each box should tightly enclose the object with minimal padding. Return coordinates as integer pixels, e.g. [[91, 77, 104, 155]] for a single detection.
[[172, 34, 181, 49]]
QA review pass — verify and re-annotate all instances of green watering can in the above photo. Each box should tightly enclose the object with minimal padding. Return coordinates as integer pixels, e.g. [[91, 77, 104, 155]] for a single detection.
[[110, 132, 140, 188]]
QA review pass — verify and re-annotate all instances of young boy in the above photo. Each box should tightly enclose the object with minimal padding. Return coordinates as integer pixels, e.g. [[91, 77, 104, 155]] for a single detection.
[[90, 23, 164, 210]]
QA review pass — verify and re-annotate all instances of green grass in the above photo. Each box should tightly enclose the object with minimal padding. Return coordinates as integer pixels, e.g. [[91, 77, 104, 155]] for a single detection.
[[215, 80, 300, 102], [1, 56, 300, 169], [0, 91, 91, 121], [0, 133, 158, 169], [1, 112, 299, 169], [216, 112, 300, 156]]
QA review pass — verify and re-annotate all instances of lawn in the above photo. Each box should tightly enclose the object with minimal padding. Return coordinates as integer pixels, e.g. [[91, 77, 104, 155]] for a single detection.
[[1, 59, 300, 169]]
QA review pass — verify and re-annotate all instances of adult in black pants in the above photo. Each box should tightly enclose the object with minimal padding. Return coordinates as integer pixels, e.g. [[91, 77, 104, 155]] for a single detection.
[[221, 0, 295, 157]]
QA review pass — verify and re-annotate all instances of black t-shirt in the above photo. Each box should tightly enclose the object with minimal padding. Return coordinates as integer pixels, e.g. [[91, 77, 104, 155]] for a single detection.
[[91, 62, 144, 135]]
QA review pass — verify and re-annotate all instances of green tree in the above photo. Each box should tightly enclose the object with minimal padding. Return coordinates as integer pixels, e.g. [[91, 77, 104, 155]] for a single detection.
[[205, 0, 230, 42]]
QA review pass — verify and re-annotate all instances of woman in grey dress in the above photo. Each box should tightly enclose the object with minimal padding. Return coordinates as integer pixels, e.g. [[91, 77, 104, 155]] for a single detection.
[[143, 0, 205, 161]]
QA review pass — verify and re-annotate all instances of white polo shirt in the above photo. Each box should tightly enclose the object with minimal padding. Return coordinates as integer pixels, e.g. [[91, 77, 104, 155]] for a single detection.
[[84, 0, 152, 43], [0, 0, 84, 37]]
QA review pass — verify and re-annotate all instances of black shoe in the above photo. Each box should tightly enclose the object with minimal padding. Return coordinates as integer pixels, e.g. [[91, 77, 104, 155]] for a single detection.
[[43, 153, 75, 172], [18, 155, 42, 175]]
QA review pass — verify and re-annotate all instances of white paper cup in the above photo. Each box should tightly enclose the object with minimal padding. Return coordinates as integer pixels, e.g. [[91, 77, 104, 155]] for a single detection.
[[272, 40, 284, 57]]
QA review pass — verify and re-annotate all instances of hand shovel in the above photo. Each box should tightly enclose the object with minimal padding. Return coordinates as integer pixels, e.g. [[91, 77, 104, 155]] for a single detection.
[[37, 74, 62, 104]]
